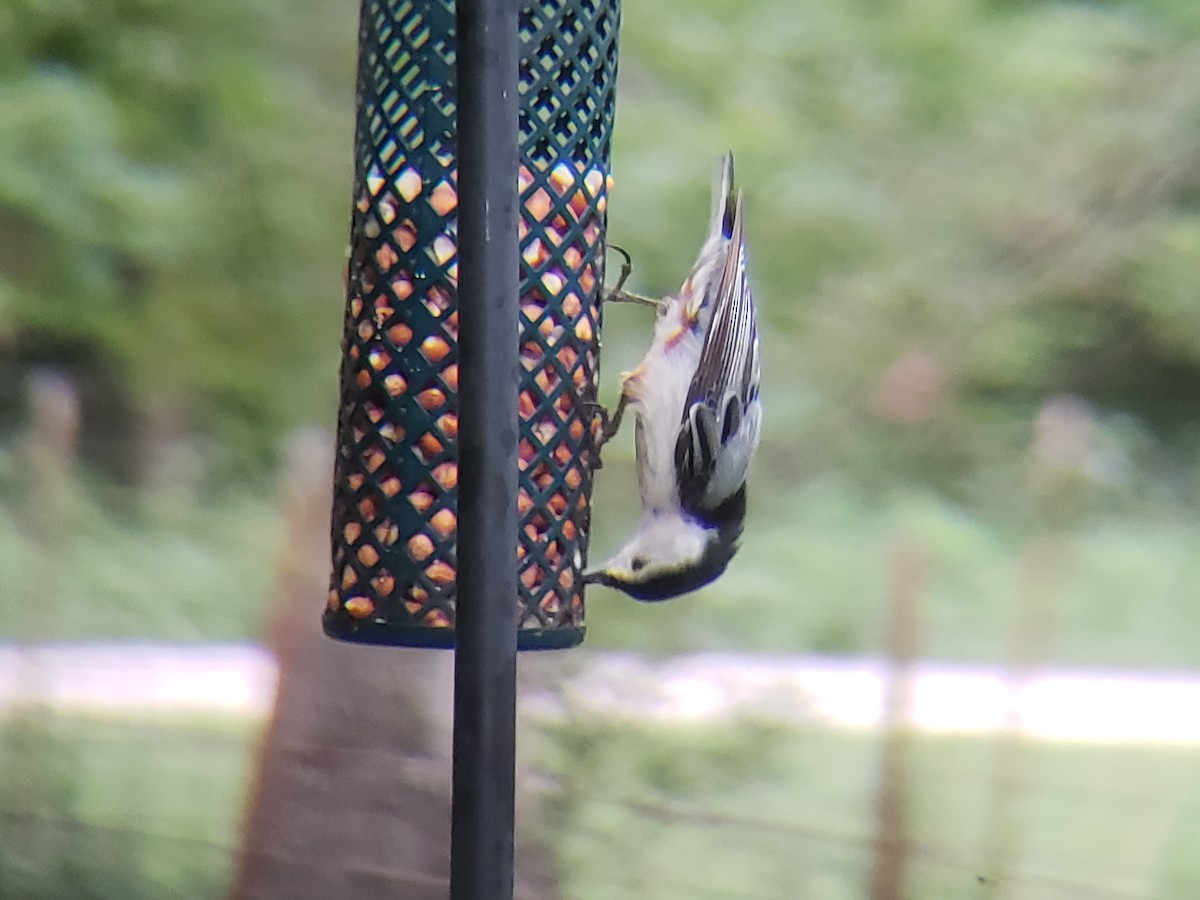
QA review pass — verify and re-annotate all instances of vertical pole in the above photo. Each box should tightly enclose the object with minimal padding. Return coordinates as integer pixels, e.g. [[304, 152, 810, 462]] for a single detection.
[[451, 0, 520, 898], [869, 535, 927, 900]]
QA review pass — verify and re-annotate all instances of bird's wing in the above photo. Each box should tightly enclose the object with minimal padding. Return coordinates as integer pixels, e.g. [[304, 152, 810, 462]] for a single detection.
[[674, 191, 761, 516]]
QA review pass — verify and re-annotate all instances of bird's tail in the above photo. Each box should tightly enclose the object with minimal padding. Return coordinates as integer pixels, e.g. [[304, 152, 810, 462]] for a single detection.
[[709, 151, 737, 244], [679, 152, 741, 319]]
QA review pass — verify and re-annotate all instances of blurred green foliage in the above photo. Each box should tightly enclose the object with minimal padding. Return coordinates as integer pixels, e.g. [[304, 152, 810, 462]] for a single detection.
[[6, 4, 1200, 898], [607, 0, 1200, 510], [585, 0, 1200, 654], [0, 712, 250, 900], [2, 0, 1199, 496], [0, 473, 279, 641], [0, 0, 1199, 663], [0, 0, 355, 477]]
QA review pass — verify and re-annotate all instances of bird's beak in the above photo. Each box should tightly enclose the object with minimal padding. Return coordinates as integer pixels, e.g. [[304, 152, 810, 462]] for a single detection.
[[581, 561, 610, 585]]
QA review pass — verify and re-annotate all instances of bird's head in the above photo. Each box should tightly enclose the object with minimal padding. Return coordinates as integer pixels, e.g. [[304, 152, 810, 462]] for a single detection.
[[583, 509, 741, 602]]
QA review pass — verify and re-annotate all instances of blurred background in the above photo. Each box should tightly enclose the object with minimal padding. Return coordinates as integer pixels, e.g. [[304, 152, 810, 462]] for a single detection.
[[3, 0, 1200, 897]]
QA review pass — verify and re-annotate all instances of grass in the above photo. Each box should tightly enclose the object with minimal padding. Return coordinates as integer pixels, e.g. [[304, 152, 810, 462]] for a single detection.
[[584, 469, 1200, 669], [0, 710, 256, 900], [2, 469, 1198, 899], [4, 706, 1199, 900], [536, 714, 1200, 900], [0, 463, 281, 642], [4, 453, 1200, 672]]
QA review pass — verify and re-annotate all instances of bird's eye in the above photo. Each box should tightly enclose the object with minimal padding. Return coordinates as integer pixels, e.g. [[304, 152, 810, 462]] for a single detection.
[[630, 556, 648, 572]]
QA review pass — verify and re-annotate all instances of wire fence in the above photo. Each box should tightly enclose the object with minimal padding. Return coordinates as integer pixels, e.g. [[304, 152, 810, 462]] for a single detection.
[[2, 392, 1198, 899], [1, 693, 1196, 900], [0, 777, 1168, 900], [582, 796, 1154, 900]]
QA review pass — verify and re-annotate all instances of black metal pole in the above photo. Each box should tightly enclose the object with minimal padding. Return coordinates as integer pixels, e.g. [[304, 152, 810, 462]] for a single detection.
[[451, 0, 520, 897]]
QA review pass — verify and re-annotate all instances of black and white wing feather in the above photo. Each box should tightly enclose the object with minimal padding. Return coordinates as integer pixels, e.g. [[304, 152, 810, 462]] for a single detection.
[[674, 191, 762, 518]]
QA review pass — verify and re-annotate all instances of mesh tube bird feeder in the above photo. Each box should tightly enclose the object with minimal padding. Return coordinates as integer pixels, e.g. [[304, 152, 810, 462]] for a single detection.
[[325, 0, 620, 649]]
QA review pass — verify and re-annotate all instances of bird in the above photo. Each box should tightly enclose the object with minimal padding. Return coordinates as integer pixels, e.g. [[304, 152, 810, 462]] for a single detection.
[[583, 152, 762, 601]]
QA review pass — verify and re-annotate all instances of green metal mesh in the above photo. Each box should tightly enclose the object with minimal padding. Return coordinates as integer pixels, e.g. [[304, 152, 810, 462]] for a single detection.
[[324, 0, 620, 649]]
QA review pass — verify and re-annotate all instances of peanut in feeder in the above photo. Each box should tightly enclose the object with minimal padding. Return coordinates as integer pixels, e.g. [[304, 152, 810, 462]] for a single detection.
[[325, 0, 621, 649]]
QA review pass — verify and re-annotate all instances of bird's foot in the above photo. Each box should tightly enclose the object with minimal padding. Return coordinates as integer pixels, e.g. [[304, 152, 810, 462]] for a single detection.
[[582, 395, 629, 469], [603, 244, 662, 310]]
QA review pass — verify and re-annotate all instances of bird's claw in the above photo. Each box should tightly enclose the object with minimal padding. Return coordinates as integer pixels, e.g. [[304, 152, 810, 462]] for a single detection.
[[604, 289, 663, 309], [603, 244, 662, 310], [582, 401, 610, 469], [582, 397, 628, 470]]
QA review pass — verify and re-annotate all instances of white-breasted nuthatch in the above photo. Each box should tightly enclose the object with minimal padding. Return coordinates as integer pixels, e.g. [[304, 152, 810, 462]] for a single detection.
[[584, 152, 762, 601]]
